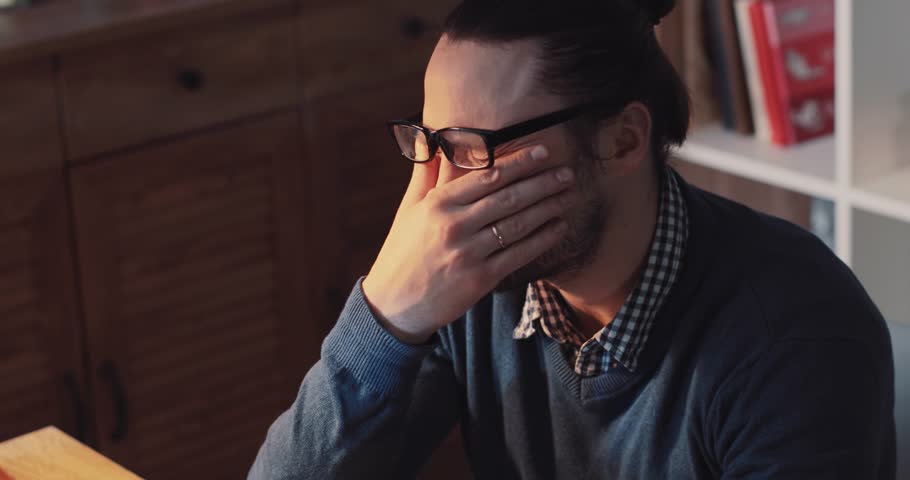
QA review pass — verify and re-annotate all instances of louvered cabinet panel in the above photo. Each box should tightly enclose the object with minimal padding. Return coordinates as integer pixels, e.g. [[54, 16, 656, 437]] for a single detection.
[[0, 173, 87, 445], [70, 112, 320, 479], [306, 76, 424, 318], [306, 76, 474, 480]]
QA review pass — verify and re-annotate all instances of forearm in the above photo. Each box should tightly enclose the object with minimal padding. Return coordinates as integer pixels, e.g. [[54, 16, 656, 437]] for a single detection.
[[248, 277, 459, 479]]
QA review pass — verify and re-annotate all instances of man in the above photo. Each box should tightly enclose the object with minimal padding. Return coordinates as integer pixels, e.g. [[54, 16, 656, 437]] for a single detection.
[[250, 0, 896, 478]]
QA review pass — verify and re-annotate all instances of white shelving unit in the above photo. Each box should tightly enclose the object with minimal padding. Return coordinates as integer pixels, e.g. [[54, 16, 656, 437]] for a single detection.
[[674, 4, 909, 472], [675, 0, 910, 328], [680, 125, 837, 199]]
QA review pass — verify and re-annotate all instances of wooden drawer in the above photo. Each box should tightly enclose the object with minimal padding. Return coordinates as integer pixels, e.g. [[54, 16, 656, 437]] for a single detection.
[[60, 4, 298, 160], [299, 0, 460, 98], [0, 60, 62, 177]]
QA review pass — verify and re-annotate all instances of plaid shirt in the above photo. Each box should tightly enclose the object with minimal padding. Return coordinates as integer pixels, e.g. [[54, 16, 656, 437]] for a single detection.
[[512, 168, 689, 377]]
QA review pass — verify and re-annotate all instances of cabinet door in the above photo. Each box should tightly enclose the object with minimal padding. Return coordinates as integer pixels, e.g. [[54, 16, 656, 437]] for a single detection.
[[0, 61, 88, 444], [0, 173, 88, 443], [70, 112, 320, 479], [305, 76, 422, 318], [306, 76, 473, 480]]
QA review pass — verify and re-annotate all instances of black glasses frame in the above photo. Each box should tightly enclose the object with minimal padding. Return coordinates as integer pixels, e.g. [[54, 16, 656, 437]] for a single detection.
[[387, 101, 626, 170]]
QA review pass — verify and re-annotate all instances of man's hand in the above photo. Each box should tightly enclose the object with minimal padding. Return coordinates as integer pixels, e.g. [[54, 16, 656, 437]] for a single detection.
[[361, 144, 580, 344]]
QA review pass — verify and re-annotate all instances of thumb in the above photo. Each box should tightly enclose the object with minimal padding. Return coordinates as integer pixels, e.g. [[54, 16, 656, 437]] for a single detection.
[[401, 156, 440, 207]]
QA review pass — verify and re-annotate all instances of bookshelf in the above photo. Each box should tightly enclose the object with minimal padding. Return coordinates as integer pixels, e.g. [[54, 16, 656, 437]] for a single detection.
[[679, 124, 836, 199], [674, 0, 910, 329]]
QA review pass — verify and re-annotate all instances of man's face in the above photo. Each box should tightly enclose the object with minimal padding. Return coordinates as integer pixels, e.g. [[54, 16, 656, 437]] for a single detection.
[[423, 35, 608, 292]]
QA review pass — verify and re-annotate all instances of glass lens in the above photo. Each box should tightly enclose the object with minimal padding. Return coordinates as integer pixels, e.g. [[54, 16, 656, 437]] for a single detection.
[[392, 125, 431, 161], [438, 130, 490, 168]]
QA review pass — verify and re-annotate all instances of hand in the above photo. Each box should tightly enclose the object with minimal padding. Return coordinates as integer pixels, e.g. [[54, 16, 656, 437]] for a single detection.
[[361, 145, 579, 344]]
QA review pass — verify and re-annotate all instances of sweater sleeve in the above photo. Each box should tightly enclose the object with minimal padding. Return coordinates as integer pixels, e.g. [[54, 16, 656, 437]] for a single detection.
[[247, 276, 462, 479], [710, 338, 895, 480]]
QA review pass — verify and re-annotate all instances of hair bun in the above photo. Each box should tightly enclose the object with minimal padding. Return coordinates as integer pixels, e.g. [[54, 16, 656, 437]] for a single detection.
[[643, 0, 676, 25]]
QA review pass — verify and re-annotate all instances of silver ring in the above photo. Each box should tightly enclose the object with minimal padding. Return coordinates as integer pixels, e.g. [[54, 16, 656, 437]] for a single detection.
[[491, 224, 507, 249]]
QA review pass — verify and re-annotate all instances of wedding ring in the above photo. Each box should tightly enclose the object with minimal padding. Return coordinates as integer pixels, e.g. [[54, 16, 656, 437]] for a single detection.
[[491, 224, 506, 250]]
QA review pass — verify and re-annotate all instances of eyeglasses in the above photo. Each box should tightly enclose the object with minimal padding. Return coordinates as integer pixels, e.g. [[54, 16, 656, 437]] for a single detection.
[[387, 101, 625, 170]]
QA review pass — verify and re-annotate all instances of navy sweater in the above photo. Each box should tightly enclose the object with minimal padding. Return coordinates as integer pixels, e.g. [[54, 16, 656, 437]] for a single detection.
[[249, 175, 896, 479]]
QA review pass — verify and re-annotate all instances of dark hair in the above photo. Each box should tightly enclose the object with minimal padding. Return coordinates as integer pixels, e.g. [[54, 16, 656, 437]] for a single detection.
[[442, 0, 690, 169]]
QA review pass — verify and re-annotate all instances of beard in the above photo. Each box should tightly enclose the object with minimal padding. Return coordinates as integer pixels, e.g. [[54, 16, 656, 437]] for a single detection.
[[493, 160, 607, 294]]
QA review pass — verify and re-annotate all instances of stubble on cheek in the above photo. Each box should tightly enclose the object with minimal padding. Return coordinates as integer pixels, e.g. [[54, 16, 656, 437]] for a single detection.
[[492, 164, 606, 293]]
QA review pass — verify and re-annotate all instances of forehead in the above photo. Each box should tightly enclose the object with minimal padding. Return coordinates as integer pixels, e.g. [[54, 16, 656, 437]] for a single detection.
[[423, 35, 561, 131]]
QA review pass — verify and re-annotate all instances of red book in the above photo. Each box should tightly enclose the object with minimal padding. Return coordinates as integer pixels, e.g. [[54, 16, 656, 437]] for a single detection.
[[758, 0, 836, 145], [749, 1, 787, 145]]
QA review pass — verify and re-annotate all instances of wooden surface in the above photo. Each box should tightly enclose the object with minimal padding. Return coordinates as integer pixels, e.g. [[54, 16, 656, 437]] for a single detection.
[[0, 1, 474, 476], [60, 4, 298, 159], [0, 60, 61, 177], [0, 169, 88, 444], [68, 112, 318, 479], [0, 0, 291, 66], [298, 0, 457, 98], [0, 426, 140, 480], [305, 75, 423, 318], [305, 74, 473, 479]]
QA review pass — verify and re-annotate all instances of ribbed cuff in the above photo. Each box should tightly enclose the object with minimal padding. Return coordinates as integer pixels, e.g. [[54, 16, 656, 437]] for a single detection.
[[321, 276, 438, 397]]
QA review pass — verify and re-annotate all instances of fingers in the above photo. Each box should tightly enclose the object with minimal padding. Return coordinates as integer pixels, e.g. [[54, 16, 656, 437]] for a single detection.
[[401, 154, 440, 208], [461, 162, 575, 233], [474, 187, 578, 257], [434, 148, 461, 188], [437, 145, 556, 206], [484, 217, 569, 277]]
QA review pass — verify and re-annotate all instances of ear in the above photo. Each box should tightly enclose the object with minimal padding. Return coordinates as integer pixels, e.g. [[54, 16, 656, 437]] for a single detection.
[[594, 101, 652, 176]]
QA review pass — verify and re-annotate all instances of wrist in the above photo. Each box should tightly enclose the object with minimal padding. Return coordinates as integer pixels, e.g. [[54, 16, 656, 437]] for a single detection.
[[376, 316, 435, 345], [361, 277, 434, 345]]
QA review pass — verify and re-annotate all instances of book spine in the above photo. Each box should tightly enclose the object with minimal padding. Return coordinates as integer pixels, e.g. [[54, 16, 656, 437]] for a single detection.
[[749, 0, 786, 145], [734, 0, 770, 142], [761, 1, 798, 145], [706, 0, 736, 130], [768, 0, 836, 143], [719, 0, 755, 135]]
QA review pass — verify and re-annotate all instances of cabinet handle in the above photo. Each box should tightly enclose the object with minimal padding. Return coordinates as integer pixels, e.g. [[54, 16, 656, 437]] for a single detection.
[[62, 372, 87, 443], [400, 16, 427, 39], [177, 68, 205, 92], [99, 360, 129, 443]]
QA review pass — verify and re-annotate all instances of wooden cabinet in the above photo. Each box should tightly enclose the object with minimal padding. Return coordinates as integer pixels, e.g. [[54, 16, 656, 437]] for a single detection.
[[299, 0, 458, 98], [60, 4, 299, 159], [306, 75, 422, 317], [307, 75, 473, 480], [0, 1, 473, 478], [68, 112, 318, 479], [0, 61, 88, 444], [0, 173, 88, 446], [0, 61, 62, 176]]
